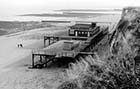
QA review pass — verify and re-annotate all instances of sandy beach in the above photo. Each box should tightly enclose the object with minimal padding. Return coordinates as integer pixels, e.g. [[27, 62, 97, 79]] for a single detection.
[[0, 24, 69, 89], [0, 14, 120, 89]]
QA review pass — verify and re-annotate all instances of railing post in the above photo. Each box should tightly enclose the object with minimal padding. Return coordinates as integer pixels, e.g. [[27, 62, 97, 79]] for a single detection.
[[48, 37, 50, 45], [44, 36, 46, 48]]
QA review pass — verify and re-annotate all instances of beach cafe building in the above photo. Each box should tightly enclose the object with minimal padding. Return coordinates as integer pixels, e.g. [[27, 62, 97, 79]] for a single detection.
[[68, 22, 100, 37]]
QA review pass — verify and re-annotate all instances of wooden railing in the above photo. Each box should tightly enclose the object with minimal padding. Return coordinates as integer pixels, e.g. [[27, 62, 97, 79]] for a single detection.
[[32, 48, 95, 58]]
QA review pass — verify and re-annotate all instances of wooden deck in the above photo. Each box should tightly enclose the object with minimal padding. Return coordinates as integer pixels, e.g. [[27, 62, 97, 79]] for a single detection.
[[44, 36, 89, 47], [31, 49, 94, 68], [31, 26, 109, 68], [31, 35, 100, 68]]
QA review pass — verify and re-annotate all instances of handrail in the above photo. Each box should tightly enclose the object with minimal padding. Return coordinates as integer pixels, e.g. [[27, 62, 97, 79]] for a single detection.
[[32, 48, 94, 55]]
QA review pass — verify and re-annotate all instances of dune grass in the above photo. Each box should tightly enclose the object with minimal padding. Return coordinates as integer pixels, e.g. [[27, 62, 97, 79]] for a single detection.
[[57, 32, 140, 89], [58, 50, 139, 89]]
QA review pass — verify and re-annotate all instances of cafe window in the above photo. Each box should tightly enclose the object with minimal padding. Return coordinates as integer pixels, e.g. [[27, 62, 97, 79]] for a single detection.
[[69, 29, 74, 34]]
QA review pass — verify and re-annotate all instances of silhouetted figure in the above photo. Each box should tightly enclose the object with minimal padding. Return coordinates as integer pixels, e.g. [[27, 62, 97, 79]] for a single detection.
[[17, 44, 23, 48], [18, 44, 19, 48], [20, 44, 23, 48]]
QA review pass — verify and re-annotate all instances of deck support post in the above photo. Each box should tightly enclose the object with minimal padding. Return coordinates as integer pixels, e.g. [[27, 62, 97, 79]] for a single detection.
[[44, 37, 46, 48], [52, 37, 54, 44], [56, 37, 59, 41], [32, 54, 35, 68], [45, 56, 47, 67], [48, 37, 50, 45], [40, 56, 42, 63]]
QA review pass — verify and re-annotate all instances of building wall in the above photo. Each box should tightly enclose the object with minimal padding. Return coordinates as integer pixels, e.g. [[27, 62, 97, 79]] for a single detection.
[[69, 29, 97, 37], [69, 30, 90, 37]]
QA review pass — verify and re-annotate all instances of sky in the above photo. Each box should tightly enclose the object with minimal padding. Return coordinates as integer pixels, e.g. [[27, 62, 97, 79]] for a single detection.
[[0, 0, 139, 16]]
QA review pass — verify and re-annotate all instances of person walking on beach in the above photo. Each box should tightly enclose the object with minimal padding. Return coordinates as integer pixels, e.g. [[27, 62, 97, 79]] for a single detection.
[[17, 44, 23, 48], [20, 44, 23, 48]]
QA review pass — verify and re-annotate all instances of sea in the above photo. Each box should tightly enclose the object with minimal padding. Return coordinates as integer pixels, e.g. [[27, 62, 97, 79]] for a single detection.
[[0, 10, 122, 22]]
